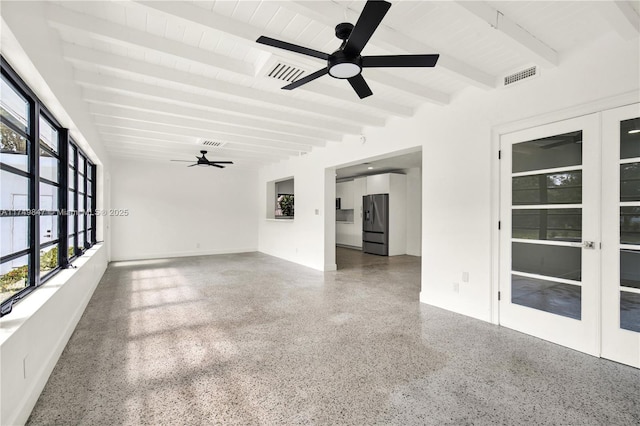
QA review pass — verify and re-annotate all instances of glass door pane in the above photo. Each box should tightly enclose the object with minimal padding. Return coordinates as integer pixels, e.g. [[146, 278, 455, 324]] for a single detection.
[[510, 131, 583, 319]]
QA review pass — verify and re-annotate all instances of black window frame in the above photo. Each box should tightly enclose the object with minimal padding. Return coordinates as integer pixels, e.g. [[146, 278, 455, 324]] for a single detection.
[[1, 56, 97, 316]]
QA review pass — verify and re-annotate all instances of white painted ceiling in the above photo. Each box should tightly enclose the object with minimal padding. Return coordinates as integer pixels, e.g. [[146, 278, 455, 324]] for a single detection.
[[37, 0, 637, 168]]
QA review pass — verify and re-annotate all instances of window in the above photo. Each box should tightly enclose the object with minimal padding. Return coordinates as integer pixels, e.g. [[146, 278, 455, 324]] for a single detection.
[[0, 57, 97, 316], [266, 178, 295, 219]]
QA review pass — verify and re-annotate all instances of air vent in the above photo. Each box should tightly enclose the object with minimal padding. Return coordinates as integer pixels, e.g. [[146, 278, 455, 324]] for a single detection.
[[503, 66, 538, 87], [267, 61, 306, 82], [199, 139, 226, 148]]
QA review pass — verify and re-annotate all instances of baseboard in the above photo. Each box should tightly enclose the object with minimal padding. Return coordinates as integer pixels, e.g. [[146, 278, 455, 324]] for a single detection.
[[110, 247, 258, 262]]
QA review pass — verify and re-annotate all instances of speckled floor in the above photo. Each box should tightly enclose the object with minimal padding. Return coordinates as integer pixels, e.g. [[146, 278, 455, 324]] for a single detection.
[[27, 249, 640, 425]]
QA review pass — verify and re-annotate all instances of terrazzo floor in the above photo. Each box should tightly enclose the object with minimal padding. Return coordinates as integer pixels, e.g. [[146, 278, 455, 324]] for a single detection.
[[27, 248, 640, 425]]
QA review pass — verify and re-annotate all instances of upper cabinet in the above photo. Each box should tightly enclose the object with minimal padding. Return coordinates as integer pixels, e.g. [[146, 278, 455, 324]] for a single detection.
[[336, 180, 355, 210]]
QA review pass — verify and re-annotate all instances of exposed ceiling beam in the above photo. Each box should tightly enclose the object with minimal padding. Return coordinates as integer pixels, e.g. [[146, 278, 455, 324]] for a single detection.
[[130, 0, 455, 102], [595, 1, 640, 40], [92, 115, 313, 154], [84, 93, 341, 142], [46, 3, 253, 77], [98, 131, 288, 161], [74, 71, 363, 134], [88, 104, 325, 148], [454, 1, 558, 68], [101, 139, 276, 163], [283, 0, 495, 90], [61, 44, 385, 126], [108, 150, 266, 169]]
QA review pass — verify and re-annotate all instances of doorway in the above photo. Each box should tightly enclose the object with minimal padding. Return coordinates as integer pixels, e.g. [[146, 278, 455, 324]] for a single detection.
[[333, 150, 422, 269], [498, 104, 640, 368]]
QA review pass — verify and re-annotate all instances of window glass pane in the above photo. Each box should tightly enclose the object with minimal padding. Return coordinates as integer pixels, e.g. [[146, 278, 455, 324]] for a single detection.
[[512, 208, 581, 242], [0, 121, 28, 172], [68, 190, 76, 211], [77, 231, 85, 250], [0, 75, 29, 133], [621, 249, 640, 290], [621, 206, 640, 245], [79, 156, 86, 175], [39, 148, 59, 183], [0, 254, 29, 303], [68, 212, 75, 236], [512, 242, 581, 281], [68, 167, 75, 189], [68, 236, 75, 258], [39, 182, 58, 210], [512, 171, 582, 205], [39, 116, 58, 153], [0, 216, 29, 257], [39, 244, 58, 277], [87, 180, 92, 196], [79, 213, 86, 233], [512, 131, 582, 173], [1, 170, 28, 210], [68, 143, 75, 166], [620, 291, 640, 333], [40, 215, 58, 244], [620, 162, 640, 202], [620, 117, 640, 159], [512, 275, 581, 320], [87, 229, 92, 245], [78, 176, 84, 194]]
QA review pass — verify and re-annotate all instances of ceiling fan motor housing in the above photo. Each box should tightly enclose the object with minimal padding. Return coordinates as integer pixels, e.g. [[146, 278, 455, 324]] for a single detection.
[[329, 23, 362, 79]]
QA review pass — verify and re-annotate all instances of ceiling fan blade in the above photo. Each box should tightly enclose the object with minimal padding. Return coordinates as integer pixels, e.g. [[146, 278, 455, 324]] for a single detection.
[[347, 74, 373, 99], [362, 54, 439, 68], [210, 161, 233, 164], [210, 164, 224, 168], [343, 0, 391, 57], [282, 68, 329, 90], [171, 160, 194, 162], [256, 36, 329, 60], [188, 164, 198, 167]]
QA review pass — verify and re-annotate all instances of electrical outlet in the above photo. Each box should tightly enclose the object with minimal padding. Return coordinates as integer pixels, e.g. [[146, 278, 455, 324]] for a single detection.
[[462, 272, 469, 283], [453, 282, 459, 293], [196, 242, 200, 249], [23, 356, 28, 379], [315, 209, 319, 215]]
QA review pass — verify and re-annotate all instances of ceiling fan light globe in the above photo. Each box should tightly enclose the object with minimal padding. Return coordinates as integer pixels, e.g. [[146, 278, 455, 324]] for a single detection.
[[329, 62, 362, 79]]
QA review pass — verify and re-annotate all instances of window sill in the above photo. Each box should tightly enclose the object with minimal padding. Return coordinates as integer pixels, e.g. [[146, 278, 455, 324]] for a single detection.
[[0, 243, 104, 346]]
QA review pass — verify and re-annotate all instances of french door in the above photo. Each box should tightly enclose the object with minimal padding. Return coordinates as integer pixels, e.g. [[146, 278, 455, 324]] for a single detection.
[[601, 104, 640, 367], [499, 104, 640, 367]]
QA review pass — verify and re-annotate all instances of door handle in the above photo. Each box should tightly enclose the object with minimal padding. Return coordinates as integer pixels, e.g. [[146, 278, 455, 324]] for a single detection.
[[569, 241, 597, 249]]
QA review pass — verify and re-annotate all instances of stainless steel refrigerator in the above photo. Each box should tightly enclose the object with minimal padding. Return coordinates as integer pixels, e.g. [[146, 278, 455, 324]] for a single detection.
[[362, 193, 389, 256]]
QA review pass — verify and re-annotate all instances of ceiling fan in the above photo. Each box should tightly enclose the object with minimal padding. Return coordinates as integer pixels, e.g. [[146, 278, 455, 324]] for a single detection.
[[171, 150, 233, 168], [256, 0, 439, 99]]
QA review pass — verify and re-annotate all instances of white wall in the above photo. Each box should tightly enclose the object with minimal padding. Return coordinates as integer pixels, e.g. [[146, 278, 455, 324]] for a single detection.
[[110, 159, 258, 261], [258, 32, 640, 322], [405, 167, 422, 256]]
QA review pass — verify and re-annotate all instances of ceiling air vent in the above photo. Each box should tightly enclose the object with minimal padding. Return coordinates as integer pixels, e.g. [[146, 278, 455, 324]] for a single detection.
[[503, 66, 538, 87], [267, 61, 306, 82], [199, 139, 226, 148]]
